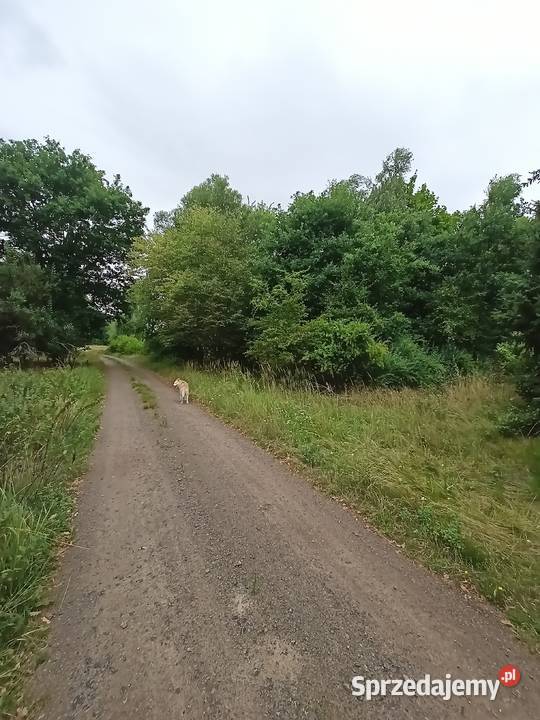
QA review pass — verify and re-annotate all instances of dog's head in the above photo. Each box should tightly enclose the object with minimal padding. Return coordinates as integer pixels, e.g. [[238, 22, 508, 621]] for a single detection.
[[173, 378, 180, 388]]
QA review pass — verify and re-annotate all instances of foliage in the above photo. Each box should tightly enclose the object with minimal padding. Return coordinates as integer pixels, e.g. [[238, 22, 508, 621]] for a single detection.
[[0, 366, 103, 714], [248, 280, 388, 384], [179, 173, 243, 215], [0, 137, 147, 344], [108, 334, 145, 355], [379, 336, 449, 388], [131, 206, 258, 359], [247, 277, 307, 370], [0, 248, 79, 364], [499, 176, 540, 436], [131, 150, 538, 391], [299, 317, 387, 383]]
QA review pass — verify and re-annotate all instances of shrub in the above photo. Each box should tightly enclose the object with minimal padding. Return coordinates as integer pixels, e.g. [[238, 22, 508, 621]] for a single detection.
[[299, 317, 387, 384], [248, 280, 306, 371], [495, 338, 528, 377], [108, 334, 145, 355], [379, 336, 448, 388]]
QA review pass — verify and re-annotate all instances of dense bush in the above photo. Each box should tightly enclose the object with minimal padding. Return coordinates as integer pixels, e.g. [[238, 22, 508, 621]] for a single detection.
[[514, 222, 540, 435], [108, 334, 145, 355], [379, 337, 449, 388], [299, 318, 387, 384]]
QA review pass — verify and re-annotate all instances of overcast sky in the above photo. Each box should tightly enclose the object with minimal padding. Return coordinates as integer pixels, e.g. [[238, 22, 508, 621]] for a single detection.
[[1, 0, 539, 222]]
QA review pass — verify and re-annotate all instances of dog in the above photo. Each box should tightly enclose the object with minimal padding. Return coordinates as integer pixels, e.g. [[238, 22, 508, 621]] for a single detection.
[[173, 378, 190, 404]]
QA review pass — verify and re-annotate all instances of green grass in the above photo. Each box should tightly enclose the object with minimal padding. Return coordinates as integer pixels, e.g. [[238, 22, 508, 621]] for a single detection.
[[130, 378, 157, 409], [143, 358, 540, 646], [0, 366, 104, 716]]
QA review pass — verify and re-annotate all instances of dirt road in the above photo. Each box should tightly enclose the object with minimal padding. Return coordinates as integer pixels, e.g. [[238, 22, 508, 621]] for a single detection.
[[33, 358, 539, 719]]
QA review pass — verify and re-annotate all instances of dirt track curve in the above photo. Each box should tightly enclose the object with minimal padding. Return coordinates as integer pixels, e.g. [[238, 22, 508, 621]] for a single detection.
[[32, 357, 539, 719]]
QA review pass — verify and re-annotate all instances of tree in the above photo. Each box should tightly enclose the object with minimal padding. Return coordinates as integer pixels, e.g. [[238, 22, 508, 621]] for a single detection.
[[178, 174, 242, 215], [152, 209, 175, 233], [510, 173, 540, 435], [128, 151, 537, 390], [0, 138, 147, 340], [426, 176, 533, 354], [131, 206, 257, 359]]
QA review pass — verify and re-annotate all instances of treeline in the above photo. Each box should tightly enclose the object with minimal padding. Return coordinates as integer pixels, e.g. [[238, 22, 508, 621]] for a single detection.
[[129, 150, 539, 433]]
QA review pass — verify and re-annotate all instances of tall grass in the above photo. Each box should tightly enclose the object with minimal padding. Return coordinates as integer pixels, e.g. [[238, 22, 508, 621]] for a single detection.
[[0, 366, 103, 715], [146, 358, 540, 645]]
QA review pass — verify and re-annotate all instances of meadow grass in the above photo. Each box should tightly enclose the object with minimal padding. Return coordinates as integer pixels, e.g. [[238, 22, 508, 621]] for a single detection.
[[143, 357, 539, 646], [0, 366, 103, 715]]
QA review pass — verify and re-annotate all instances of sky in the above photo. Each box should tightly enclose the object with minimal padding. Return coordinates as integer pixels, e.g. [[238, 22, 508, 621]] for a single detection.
[[1, 0, 539, 222]]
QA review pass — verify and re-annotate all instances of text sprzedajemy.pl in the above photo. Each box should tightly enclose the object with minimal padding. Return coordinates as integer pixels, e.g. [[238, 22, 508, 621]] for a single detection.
[[351, 666, 521, 702]]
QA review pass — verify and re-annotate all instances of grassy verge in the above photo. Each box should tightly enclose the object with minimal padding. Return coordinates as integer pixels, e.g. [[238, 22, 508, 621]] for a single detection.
[[0, 366, 104, 716], [142, 357, 539, 646]]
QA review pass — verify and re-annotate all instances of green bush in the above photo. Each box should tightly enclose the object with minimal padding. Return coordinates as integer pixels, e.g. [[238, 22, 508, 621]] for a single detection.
[[299, 317, 387, 384], [495, 339, 528, 377], [108, 334, 145, 355], [379, 336, 448, 388]]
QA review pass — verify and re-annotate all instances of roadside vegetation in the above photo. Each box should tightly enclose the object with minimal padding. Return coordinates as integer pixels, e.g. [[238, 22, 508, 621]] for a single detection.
[[144, 358, 540, 645], [0, 139, 140, 714], [0, 366, 103, 715]]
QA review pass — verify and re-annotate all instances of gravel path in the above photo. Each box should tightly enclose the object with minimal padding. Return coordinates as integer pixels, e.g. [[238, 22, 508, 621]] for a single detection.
[[32, 358, 539, 719]]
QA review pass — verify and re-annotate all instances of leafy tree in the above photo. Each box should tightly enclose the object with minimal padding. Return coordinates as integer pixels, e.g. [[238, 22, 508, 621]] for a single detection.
[[153, 209, 175, 233], [0, 248, 76, 363], [178, 173, 242, 215], [264, 180, 359, 316], [426, 176, 533, 353], [248, 277, 387, 384], [508, 174, 540, 435], [248, 277, 307, 370], [131, 206, 257, 359], [0, 138, 147, 340]]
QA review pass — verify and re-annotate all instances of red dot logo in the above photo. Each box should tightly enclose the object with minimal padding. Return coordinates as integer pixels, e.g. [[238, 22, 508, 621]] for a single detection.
[[498, 664, 521, 687]]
